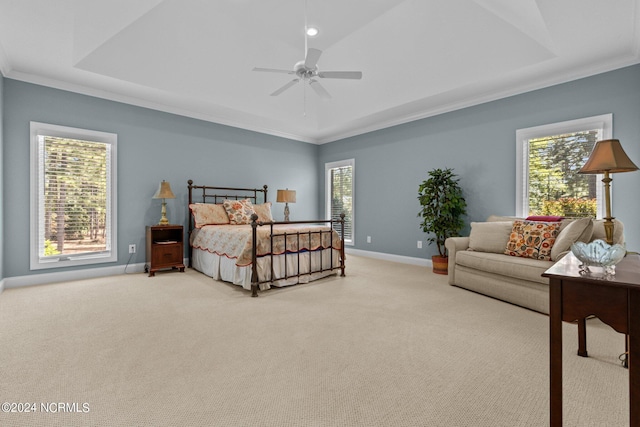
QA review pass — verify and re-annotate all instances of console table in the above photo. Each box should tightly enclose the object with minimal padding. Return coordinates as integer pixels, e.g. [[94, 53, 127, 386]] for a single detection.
[[542, 252, 640, 426]]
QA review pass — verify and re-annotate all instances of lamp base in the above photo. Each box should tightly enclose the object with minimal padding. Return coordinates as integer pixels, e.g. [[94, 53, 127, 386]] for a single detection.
[[284, 203, 290, 222], [158, 200, 170, 225], [603, 217, 615, 246]]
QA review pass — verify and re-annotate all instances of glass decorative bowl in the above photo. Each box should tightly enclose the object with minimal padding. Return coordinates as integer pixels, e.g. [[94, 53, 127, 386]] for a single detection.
[[570, 239, 626, 275]]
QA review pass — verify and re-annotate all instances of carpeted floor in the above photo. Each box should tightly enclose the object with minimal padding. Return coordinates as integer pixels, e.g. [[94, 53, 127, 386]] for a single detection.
[[0, 255, 628, 426]]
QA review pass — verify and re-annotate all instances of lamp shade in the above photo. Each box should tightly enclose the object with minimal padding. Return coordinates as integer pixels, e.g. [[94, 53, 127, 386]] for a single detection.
[[276, 189, 296, 203], [578, 139, 639, 174], [153, 180, 176, 199]]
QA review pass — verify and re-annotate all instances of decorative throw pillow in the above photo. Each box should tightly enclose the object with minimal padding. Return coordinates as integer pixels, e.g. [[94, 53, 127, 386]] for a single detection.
[[189, 203, 229, 228], [223, 199, 255, 225], [468, 221, 514, 254], [504, 220, 561, 261], [550, 217, 593, 261], [252, 202, 273, 223]]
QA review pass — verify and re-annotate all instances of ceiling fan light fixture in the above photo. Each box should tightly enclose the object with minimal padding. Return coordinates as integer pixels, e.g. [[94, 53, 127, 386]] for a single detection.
[[306, 26, 319, 37]]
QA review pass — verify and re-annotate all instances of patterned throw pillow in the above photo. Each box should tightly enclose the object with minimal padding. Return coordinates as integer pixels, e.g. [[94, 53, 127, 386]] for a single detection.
[[504, 220, 561, 261], [189, 203, 229, 228], [223, 199, 255, 225], [252, 202, 274, 223]]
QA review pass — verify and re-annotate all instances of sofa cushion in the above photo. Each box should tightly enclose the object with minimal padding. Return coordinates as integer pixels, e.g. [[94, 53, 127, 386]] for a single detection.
[[592, 219, 625, 245], [505, 220, 561, 261], [456, 250, 553, 284], [468, 221, 513, 253], [487, 215, 520, 222], [551, 217, 593, 261]]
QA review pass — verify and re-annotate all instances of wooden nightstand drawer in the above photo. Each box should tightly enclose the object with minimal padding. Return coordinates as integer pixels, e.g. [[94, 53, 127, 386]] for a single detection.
[[152, 243, 182, 267], [145, 225, 185, 277]]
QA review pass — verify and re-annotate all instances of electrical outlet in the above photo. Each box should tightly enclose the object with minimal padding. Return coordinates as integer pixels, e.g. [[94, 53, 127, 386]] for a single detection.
[[367, 236, 371, 243], [129, 244, 136, 254], [417, 240, 422, 249]]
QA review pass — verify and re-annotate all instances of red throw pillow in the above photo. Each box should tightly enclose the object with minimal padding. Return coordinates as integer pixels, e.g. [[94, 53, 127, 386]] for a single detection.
[[526, 215, 564, 222]]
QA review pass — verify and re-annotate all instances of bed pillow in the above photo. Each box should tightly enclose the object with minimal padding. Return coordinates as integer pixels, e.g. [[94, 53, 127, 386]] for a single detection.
[[550, 217, 593, 261], [223, 199, 255, 225], [504, 220, 561, 261], [468, 221, 513, 253], [189, 203, 229, 228], [253, 202, 274, 223]]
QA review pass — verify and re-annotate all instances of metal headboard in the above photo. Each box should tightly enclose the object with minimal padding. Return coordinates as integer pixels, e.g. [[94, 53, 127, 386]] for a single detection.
[[186, 179, 268, 264], [187, 180, 268, 206]]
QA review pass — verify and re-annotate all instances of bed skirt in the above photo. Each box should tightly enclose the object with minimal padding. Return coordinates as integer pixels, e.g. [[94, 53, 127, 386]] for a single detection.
[[192, 247, 340, 291]]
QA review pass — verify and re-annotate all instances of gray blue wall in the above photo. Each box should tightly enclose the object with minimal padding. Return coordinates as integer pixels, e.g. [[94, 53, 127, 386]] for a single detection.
[[3, 64, 640, 279], [3, 79, 318, 278], [318, 64, 640, 259]]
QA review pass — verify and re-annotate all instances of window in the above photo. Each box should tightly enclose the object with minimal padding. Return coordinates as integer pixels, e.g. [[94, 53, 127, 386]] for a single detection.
[[30, 122, 117, 270], [325, 159, 354, 245], [516, 114, 611, 218]]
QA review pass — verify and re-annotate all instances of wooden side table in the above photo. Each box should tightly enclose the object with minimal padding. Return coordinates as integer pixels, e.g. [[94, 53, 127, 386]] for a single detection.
[[542, 253, 640, 426], [145, 225, 185, 277]]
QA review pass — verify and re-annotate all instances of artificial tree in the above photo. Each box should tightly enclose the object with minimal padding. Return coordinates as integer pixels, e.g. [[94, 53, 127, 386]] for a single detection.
[[418, 168, 467, 272]]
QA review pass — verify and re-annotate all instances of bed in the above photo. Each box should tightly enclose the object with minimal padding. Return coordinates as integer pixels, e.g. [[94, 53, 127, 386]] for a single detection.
[[187, 180, 345, 296]]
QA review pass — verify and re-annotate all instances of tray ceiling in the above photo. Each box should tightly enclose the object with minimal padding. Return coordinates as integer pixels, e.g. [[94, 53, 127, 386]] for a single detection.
[[0, 0, 639, 143]]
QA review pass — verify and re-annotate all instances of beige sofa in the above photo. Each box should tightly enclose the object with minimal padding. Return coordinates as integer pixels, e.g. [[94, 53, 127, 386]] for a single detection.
[[444, 216, 624, 314]]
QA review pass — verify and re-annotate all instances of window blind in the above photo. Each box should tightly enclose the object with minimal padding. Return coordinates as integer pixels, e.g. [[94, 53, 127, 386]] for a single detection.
[[330, 165, 353, 242], [527, 130, 599, 217], [38, 136, 110, 257]]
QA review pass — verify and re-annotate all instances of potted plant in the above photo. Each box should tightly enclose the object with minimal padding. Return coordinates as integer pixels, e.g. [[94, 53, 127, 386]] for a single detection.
[[418, 168, 467, 274]]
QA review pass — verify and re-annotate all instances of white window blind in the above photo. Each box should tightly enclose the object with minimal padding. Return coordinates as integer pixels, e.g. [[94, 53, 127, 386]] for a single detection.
[[31, 122, 117, 270], [516, 115, 611, 218], [326, 159, 354, 245], [526, 130, 600, 217]]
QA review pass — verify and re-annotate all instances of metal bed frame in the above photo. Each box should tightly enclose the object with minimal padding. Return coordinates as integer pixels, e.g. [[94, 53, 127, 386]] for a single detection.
[[187, 180, 345, 296]]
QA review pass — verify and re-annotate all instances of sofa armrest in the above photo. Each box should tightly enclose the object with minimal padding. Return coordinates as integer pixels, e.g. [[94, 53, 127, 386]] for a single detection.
[[445, 237, 470, 285]]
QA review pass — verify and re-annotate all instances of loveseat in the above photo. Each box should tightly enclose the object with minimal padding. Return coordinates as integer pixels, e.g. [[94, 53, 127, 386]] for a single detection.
[[444, 216, 624, 314]]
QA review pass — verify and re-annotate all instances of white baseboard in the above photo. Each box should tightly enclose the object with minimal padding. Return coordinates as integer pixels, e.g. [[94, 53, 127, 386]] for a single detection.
[[3, 261, 154, 290], [0, 278, 5, 293], [345, 248, 432, 267]]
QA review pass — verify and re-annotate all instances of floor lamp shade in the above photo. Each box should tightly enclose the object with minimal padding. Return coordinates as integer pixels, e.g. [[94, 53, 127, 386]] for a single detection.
[[153, 180, 176, 225], [578, 139, 638, 244]]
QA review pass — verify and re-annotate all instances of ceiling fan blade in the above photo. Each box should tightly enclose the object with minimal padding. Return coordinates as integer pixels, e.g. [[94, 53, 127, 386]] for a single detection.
[[253, 67, 295, 74], [309, 79, 331, 99], [304, 48, 322, 69], [270, 79, 299, 96], [317, 71, 363, 80]]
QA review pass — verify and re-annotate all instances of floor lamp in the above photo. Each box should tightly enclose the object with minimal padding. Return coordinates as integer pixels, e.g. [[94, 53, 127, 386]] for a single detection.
[[578, 139, 638, 245]]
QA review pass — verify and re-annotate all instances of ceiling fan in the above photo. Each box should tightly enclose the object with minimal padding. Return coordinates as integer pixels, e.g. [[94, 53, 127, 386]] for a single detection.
[[252, 47, 363, 99]]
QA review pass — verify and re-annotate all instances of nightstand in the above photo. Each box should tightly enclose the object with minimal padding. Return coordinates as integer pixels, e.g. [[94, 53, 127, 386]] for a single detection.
[[145, 225, 185, 277]]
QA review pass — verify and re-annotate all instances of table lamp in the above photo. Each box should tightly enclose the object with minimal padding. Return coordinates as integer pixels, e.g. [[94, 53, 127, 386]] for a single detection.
[[153, 180, 176, 225], [578, 139, 638, 244], [276, 189, 296, 222]]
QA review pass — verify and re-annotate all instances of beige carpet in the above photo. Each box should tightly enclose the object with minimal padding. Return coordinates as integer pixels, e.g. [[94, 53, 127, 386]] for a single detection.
[[0, 255, 628, 427]]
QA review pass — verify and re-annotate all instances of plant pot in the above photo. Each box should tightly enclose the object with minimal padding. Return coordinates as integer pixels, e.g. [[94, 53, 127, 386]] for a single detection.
[[432, 255, 448, 275]]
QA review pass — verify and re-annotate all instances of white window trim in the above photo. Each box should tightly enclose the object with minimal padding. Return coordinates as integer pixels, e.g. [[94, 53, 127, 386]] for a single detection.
[[325, 158, 355, 246], [515, 114, 612, 218], [30, 122, 118, 270]]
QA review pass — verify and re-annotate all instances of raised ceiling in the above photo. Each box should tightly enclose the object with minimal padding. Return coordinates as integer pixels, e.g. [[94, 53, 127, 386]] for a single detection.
[[0, 0, 639, 144]]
